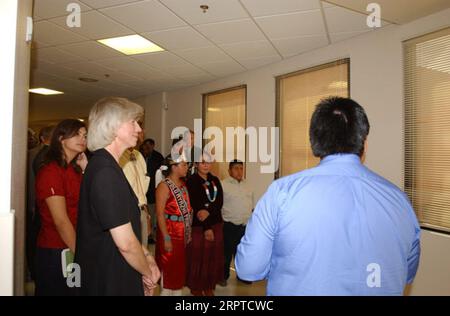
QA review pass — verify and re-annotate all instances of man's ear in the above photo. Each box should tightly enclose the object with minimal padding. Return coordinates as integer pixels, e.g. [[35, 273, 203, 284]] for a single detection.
[[361, 139, 368, 163]]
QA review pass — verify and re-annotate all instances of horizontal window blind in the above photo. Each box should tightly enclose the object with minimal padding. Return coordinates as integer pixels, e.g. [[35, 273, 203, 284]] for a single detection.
[[404, 27, 450, 232], [276, 59, 349, 177], [203, 86, 246, 180]]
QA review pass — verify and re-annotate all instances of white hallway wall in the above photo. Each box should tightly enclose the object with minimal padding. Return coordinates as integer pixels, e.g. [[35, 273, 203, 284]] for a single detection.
[[140, 8, 450, 295]]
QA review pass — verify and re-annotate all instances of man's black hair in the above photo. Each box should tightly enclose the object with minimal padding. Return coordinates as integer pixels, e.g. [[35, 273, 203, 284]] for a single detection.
[[309, 97, 370, 159], [229, 159, 244, 169], [143, 138, 155, 145]]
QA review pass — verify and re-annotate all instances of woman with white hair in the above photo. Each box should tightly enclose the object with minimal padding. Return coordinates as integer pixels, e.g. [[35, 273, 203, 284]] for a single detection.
[[74, 97, 160, 295]]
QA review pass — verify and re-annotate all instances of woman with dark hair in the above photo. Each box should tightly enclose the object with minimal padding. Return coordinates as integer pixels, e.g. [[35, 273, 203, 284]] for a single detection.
[[35, 119, 87, 296], [155, 156, 192, 296], [186, 154, 224, 296]]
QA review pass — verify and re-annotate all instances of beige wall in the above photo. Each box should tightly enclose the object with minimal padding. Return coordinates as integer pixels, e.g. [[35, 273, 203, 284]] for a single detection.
[[133, 92, 165, 153], [140, 8, 450, 295]]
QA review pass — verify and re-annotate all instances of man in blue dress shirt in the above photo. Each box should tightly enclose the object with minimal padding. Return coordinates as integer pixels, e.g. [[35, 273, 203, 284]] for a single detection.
[[235, 97, 421, 295]]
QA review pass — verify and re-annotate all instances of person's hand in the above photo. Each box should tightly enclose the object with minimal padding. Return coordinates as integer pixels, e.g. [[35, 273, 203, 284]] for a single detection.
[[142, 276, 156, 296], [76, 152, 88, 172], [146, 256, 160, 285], [197, 209, 210, 222], [143, 254, 160, 290], [204, 229, 214, 242], [164, 239, 173, 252]]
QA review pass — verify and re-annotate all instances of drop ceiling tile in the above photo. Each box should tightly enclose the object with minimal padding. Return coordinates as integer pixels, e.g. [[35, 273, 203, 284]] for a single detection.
[[132, 51, 192, 68], [255, 10, 326, 39], [50, 11, 134, 40], [94, 57, 168, 80], [321, 1, 335, 8], [239, 55, 282, 69], [163, 64, 210, 77], [196, 19, 266, 45], [32, 59, 90, 80], [35, 47, 87, 64], [33, 0, 91, 19], [177, 72, 217, 84], [100, 0, 187, 32], [219, 40, 279, 60], [33, 21, 89, 46], [142, 27, 212, 51], [61, 61, 117, 78], [120, 80, 161, 90], [272, 35, 328, 58], [30, 70, 62, 86], [105, 71, 143, 83], [57, 41, 124, 60], [32, 40, 52, 49], [90, 78, 129, 89], [240, 0, 321, 17], [80, 0, 141, 9], [30, 71, 86, 93], [160, 0, 249, 24], [199, 60, 246, 77], [156, 77, 190, 86], [174, 46, 232, 65], [324, 5, 385, 33], [329, 30, 371, 43]]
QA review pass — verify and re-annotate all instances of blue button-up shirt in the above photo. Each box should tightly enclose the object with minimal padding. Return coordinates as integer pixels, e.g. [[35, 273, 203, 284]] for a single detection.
[[235, 154, 420, 295]]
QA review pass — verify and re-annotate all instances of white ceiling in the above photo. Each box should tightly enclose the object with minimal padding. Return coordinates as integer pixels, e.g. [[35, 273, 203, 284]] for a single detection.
[[30, 0, 449, 114]]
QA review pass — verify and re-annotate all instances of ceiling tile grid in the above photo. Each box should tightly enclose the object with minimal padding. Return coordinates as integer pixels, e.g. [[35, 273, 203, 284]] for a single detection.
[[99, 0, 187, 33], [195, 18, 267, 45], [49, 10, 135, 40], [159, 0, 249, 25], [30, 0, 403, 107]]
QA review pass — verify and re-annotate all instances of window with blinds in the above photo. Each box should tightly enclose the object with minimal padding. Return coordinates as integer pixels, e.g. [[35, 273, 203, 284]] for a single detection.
[[404, 27, 450, 233], [203, 86, 246, 180], [276, 59, 349, 177]]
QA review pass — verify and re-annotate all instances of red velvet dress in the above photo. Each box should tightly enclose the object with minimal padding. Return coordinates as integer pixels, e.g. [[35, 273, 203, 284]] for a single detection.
[[155, 183, 192, 290]]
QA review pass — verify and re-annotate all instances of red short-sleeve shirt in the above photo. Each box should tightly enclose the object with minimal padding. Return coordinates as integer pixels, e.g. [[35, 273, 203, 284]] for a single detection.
[[35, 161, 82, 249]]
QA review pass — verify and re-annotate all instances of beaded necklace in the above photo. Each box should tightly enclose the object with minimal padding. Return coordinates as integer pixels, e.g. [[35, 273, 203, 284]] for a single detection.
[[203, 180, 218, 203]]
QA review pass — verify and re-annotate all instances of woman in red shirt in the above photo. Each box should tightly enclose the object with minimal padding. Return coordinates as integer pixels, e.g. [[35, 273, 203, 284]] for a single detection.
[[155, 156, 192, 296], [35, 119, 87, 296]]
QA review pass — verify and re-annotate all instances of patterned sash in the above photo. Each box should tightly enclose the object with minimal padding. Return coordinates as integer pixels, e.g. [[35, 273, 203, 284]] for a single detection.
[[164, 178, 192, 245]]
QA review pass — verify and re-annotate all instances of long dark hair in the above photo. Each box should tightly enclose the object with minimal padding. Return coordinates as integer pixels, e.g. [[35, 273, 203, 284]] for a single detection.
[[44, 119, 86, 171]]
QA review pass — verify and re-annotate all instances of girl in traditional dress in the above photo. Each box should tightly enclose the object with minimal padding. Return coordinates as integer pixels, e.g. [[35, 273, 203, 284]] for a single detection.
[[155, 156, 193, 296]]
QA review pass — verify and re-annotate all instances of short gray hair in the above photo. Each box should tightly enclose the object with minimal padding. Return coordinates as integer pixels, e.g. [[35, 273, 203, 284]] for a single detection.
[[87, 97, 144, 151]]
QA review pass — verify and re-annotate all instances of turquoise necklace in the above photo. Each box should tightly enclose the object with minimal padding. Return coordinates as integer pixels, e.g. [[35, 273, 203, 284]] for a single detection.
[[203, 180, 218, 203]]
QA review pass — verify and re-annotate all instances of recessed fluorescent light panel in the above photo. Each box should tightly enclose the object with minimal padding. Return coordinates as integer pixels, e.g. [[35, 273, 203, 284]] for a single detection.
[[98, 35, 164, 55], [29, 88, 64, 95]]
